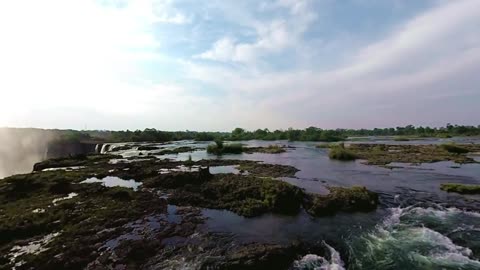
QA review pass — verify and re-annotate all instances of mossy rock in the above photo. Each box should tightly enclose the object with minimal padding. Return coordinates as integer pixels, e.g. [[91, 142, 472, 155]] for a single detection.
[[304, 186, 378, 216], [169, 175, 304, 217]]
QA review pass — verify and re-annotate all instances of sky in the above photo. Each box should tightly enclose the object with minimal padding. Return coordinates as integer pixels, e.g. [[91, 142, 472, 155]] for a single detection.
[[0, 0, 479, 131]]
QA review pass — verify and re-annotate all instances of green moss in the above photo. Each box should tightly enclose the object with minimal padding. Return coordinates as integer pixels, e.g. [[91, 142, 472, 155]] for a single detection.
[[328, 146, 357, 161], [440, 183, 480, 194]]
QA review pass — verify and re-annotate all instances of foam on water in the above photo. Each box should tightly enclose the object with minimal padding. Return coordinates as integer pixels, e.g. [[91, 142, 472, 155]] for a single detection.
[[293, 243, 345, 270], [349, 205, 480, 269]]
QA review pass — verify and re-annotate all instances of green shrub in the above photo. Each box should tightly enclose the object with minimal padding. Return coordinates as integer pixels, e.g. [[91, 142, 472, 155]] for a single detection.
[[207, 142, 243, 154], [440, 144, 469, 154], [329, 146, 357, 161], [214, 139, 224, 149], [394, 137, 410, 141], [222, 143, 243, 154], [437, 134, 452, 138]]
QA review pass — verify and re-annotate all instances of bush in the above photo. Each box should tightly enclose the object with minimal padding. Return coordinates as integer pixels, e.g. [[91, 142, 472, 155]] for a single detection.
[[394, 137, 410, 141], [440, 144, 469, 154], [329, 146, 357, 161], [207, 142, 243, 155]]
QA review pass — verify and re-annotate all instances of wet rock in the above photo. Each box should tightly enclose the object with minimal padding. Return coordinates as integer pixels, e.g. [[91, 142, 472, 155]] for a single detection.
[[33, 154, 119, 172], [200, 243, 302, 270], [137, 145, 160, 151]]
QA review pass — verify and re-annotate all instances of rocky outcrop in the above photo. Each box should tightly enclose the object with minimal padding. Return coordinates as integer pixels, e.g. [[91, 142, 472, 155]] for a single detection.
[[46, 140, 97, 159]]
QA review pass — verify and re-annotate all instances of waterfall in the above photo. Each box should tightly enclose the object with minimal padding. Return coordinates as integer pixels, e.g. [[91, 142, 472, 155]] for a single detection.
[[100, 144, 110, 154]]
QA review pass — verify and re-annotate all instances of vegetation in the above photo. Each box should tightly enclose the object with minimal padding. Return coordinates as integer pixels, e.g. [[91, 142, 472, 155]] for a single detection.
[[440, 183, 480, 194], [207, 140, 243, 155], [328, 145, 357, 161], [347, 143, 480, 165], [3, 124, 480, 145], [440, 143, 469, 154], [393, 137, 410, 141], [244, 145, 286, 154]]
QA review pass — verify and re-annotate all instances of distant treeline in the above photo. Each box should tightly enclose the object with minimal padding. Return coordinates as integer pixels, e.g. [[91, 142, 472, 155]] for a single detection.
[[3, 124, 480, 143], [89, 124, 480, 142]]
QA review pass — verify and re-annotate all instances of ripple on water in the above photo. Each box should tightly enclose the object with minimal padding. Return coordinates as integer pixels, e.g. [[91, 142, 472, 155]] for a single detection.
[[81, 176, 142, 191]]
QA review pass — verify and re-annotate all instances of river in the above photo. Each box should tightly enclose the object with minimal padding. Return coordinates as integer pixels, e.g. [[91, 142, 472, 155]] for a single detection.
[[99, 138, 480, 269]]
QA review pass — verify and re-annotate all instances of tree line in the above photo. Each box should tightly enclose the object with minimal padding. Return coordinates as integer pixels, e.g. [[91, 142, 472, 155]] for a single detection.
[[6, 124, 478, 143], [84, 124, 480, 142]]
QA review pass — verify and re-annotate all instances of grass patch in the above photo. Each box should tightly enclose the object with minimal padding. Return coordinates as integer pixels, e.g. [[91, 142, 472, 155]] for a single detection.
[[328, 145, 357, 161], [440, 183, 480, 194], [440, 143, 469, 154]]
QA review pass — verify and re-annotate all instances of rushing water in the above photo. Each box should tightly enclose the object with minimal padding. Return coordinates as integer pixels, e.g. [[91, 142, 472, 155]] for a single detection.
[[104, 139, 480, 269]]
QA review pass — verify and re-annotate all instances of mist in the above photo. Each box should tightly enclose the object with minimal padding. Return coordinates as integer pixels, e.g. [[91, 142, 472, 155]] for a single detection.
[[0, 128, 55, 178]]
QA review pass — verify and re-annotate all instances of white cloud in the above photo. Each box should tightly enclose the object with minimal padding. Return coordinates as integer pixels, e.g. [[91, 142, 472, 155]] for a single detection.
[[195, 0, 316, 64]]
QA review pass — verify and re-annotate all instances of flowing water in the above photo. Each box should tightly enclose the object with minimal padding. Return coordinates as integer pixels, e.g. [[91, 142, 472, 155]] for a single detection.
[[104, 138, 480, 269]]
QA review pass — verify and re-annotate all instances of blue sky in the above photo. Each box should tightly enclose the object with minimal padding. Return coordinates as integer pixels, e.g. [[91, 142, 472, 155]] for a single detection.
[[1, 0, 479, 131]]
